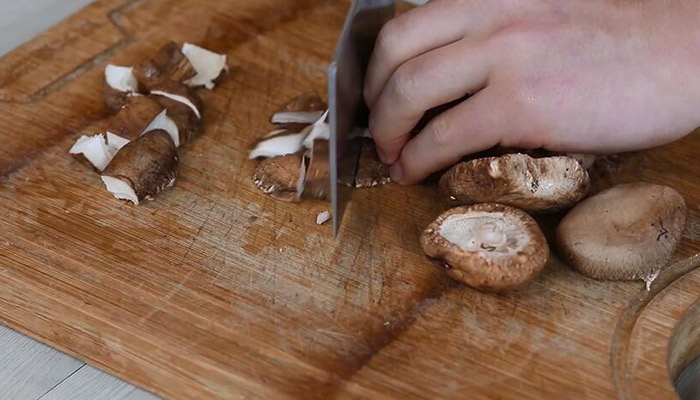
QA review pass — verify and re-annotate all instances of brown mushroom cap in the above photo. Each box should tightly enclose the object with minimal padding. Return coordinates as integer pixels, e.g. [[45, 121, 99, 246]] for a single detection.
[[355, 138, 391, 188], [556, 182, 687, 280], [102, 129, 178, 204], [305, 140, 329, 199], [252, 152, 306, 202], [421, 203, 549, 291], [134, 41, 196, 90], [440, 153, 590, 213], [107, 96, 164, 140]]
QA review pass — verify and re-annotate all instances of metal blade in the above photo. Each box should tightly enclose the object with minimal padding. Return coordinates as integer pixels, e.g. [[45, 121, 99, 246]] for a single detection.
[[328, 0, 395, 237]]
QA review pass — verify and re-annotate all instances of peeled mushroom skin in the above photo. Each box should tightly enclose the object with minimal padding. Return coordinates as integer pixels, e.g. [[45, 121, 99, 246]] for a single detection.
[[305, 140, 330, 199], [421, 203, 549, 291], [252, 152, 306, 202], [134, 41, 197, 90], [107, 96, 164, 140], [102, 129, 178, 204], [355, 138, 391, 188], [440, 153, 590, 213], [556, 182, 687, 281]]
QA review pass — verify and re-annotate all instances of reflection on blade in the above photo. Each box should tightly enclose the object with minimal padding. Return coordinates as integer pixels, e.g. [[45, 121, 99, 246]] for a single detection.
[[328, 0, 395, 237]]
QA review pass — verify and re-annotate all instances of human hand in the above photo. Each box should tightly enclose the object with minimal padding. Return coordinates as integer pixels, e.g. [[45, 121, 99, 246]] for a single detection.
[[365, 0, 700, 184]]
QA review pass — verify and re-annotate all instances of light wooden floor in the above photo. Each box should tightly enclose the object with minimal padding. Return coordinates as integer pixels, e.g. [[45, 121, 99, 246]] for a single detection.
[[0, 0, 697, 399]]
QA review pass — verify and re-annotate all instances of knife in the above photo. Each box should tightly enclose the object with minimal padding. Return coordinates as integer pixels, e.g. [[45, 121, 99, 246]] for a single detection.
[[328, 0, 396, 237]]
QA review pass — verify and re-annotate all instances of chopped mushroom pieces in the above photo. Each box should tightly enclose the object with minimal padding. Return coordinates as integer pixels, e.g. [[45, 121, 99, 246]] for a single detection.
[[108, 96, 164, 140], [252, 152, 307, 202], [355, 138, 391, 188], [70, 133, 128, 172], [181, 43, 228, 89], [104, 64, 140, 113], [556, 182, 687, 281], [421, 203, 549, 291], [101, 130, 178, 205], [316, 211, 331, 225], [440, 153, 590, 213], [134, 41, 196, 89]]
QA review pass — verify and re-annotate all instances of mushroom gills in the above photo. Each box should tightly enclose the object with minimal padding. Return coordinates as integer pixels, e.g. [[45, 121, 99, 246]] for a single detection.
[[181, 43, 228, 89], [439, 213, 525, 254], [252, 152, 308, 202]]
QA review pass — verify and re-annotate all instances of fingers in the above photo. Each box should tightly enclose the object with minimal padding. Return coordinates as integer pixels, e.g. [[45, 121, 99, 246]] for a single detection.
[[390, 89, 516, 185], [364, 0, 469, 107], [369, 38, 491, 164]]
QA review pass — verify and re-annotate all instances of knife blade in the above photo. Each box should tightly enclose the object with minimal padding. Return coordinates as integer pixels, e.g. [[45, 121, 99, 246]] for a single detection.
[[328, 0, 396, 237]]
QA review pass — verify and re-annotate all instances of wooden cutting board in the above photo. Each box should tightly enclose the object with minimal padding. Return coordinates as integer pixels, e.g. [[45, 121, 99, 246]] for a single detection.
[[1, 1, 700, 399]]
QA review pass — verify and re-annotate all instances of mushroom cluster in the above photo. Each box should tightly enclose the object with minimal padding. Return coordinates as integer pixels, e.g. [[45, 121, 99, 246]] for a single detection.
[[70, 41, 228, 204], [247, 93, 391, 204], [422, 149, 687, 292]]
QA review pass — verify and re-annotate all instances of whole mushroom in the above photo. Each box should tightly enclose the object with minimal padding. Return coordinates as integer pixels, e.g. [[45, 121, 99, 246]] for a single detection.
[[556, 182, 687, 280], [421, 203, 549, 291]]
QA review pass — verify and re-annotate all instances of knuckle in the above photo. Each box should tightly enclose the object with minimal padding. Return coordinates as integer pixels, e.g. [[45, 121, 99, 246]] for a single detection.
[[428, 116, 454, 148], [389, 64, 420, 106], [376, 19, 403, 54]]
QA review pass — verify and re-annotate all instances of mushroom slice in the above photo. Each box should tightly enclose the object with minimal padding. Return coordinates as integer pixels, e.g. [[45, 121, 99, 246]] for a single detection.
[[249, 130, 306, 159], [301, 110, 329, 148], [252, 152, 307, 202], [105, 132, 130, 150], [104, 64, 139, 113], [142, 109, 180, 147], [355, 138, 391, 188], [181, 43, 228, 89], [271, 93, 327, 125], [70, 133, 125, 172], [150, 80, 203, 119], [316, 211, 331, 225], [305, 140, 330, 199], [101, 129, 178, 205], [440, 154, 590, 213], [108, 95, 164, 140], [421, 203, 549, 291], [556, 182, 687, 281], [134, 41, 197, 90]]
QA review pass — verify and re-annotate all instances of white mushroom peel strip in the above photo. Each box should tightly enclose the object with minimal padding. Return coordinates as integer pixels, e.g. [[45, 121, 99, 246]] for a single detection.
[[70, 133, 127, 171], [150, 90, 201, 119], [141, 110, 180, 147], [101, 176, 139, 205], [316, 211, 331, 225], [302, 110, 330, 149], [249, 132, 306, 159], [181, 43, 228, 90], [271, 111, 325, 125], [105, 65, 138, 93]]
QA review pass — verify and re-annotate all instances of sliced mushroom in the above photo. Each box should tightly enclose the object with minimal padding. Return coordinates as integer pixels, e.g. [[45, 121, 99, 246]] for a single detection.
[[440, 153, 590, 213], [355, 138, 391, 188], [107, 96, 164, 140], [70, 133, 128, 172], [301, 110, 329, 148], [134, 41, 197, 90], [142, 109, 180, 147], [271, 93, 327, 124], [252, 152, 307, 202], [421, 203, 549, 291], [104, 64, 139, 113], [101, 129, 178, 205], [248, 130, 306, 159], [305, 140, 329, 199], [150, 81, 204, 145], [556, 182, 687, 280], [181, 43, 228, 89]]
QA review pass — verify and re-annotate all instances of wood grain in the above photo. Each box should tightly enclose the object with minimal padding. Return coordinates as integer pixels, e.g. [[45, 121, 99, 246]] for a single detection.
[[0, 0, 699, 399]]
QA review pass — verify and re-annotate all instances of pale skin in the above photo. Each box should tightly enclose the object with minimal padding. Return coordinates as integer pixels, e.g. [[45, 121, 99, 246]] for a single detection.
[[365, 0, 700, 184]]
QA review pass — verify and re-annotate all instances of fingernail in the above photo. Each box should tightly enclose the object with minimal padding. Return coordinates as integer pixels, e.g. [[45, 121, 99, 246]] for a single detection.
[[390, 164, 403, 184]]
